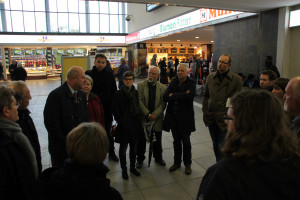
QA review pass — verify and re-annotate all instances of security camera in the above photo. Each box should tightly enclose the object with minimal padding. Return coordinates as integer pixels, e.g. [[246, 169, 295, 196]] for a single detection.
[[126, 15, 131, 21]]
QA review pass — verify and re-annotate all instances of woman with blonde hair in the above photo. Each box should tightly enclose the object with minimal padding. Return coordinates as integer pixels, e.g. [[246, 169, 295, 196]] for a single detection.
[[37, 122, 123, 200], [197, 90, 300, 200]]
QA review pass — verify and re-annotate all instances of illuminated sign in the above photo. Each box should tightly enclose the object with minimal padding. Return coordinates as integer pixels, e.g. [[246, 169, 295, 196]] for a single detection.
[[290, 9, 300, 27], [125, 31, 140, 43]]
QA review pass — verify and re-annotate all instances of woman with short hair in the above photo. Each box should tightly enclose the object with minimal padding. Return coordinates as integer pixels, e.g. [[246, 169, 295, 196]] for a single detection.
[[197, 90, 300, 200]]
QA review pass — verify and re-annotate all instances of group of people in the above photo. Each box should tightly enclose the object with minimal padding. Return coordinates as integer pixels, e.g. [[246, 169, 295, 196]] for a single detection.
[[1, 52, 300, 199]]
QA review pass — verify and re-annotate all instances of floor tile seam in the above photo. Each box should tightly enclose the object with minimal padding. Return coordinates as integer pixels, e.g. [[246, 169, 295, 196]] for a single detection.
[[132, 177, 178, 191]]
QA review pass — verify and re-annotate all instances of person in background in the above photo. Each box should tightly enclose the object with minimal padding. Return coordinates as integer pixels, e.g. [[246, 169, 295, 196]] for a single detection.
[[151, 54, 158, 66], [9, 81, 42, 174], [37, 122, 123, 200], [260, 70, 277, 91], [0, 86, 38, 200], [105, 60, 113, 73], [0, 62, 4, 81], [13, 62, 27, 81], [112, 71, 142, 180], [9, 59, 17, 80], [264, 56, 280, 78], [86, 54, 119, 162], [168, 57, 174, 79], [163, 64, 196, 175], [284, 76, 300, 145], [197, 90, 300, 200], [243, 74, 259, 89], [174, 56, 179, 75], [202, 54, 243, 162], [272, 78, 290, 105], [44, 66, 88, 168], [159, 57, 168, 85], [115, 58, 129, 89], [82, 75, 105, 128]]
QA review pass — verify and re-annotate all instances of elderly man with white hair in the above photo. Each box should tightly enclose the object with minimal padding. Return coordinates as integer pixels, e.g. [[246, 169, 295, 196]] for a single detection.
[[163, 64, 196, 175], [44, 66, 88, 168]]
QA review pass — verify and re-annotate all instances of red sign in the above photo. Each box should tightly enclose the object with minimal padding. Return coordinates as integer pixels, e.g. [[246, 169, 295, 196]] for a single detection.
[[125, 31, 140, 43]]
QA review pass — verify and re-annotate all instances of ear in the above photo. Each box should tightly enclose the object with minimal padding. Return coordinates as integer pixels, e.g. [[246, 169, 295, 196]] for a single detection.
[[2, 106, 9, 118]]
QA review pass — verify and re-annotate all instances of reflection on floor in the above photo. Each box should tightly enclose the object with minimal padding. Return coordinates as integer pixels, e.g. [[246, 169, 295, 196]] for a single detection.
[[1, 78, 216, 200]]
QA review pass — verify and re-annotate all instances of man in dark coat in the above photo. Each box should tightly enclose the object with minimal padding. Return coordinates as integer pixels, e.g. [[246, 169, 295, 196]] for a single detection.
[[9, 59, 17, 80], [13, 62, 27, 81], [0, 86, 38, 200], [86, 54, 119, 162], [263, 56, 280, 78], [163, 64, 196, 175], [115, 57, 129, 89], [44, 66, 88, 168], [10, 81, 42, 174]]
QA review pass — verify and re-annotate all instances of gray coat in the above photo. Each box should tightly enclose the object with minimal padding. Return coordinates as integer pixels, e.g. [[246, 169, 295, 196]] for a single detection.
[[137, 80, 166, 132], [202, 70, 243, 131]]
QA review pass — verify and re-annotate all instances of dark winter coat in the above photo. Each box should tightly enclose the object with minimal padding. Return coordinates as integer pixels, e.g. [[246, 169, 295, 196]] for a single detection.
[[86, 67, 117, 123], [37, 160, 123, 200], [44, 82, 88, 155], [112, 86, 143, 143], [13, 67, 27, 81], [163, 76, 196, 132]]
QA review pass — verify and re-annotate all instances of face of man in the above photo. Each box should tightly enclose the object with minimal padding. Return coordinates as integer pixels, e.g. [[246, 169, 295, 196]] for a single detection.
[[217, 55, 230, 74], [5, 96, 19, 122], [148, 67, 159, 84], [177, 65, 188, 80], [123, 76, 135, 88], [284, 80, 300, 115], [260, 74, 272, 89], [74, 69, 86, 90], [94, 57, 106, 71], [225, 106, 235, 133], [18, 86, 31, 110]]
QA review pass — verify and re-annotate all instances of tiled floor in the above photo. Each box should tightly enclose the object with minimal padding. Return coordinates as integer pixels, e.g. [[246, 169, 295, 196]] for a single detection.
[[1, 77, 215, 200]]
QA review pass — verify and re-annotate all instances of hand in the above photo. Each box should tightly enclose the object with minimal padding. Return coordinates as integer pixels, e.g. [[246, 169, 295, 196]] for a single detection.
[[186, 90, 190, 93], [169, 93, 173, 97], [148, 114, 157, 121]]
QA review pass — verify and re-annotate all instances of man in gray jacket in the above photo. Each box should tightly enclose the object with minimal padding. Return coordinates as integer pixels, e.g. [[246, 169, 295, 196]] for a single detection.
[[136, 66, 167, 168], [202, 54, 243, 162]]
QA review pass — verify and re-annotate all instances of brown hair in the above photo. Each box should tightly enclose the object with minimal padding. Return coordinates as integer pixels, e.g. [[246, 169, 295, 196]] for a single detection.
[[0, 86, 15, 112], [67, 122, 109, 166], [222, 90, 300, 163]]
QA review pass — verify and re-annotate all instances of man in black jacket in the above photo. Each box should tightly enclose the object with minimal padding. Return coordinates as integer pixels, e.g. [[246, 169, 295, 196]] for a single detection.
[[86, 54, 119, 162], [10, 81, 42, 174], [163, 64, 196, 175], [44, 66, 88, 168]]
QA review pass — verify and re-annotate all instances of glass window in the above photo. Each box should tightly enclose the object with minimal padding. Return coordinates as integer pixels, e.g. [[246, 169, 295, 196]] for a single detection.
[[4, 0, 10, 10], [35, 12, 46, 32], [22, 0, 35, 11], [78, 0, 86, 13], [34, 0, 45, 11], [0, 13, 2, 32], [57, 0, 68, 12], [79, 13, 86, 32], [110, 15, 118, 33], [119, 15, 125, 33], [89, 1, 99, 14], [109, 2, 118, 14], [68, 0, 78, 13], [23, 11, 36, 32], [89, 13, 99, 33], [57, 13, 68, 32], [10, 0, 23, 10], [99, 2, 108, 14], [48, 0, 57, 12], [10, 11, 24, 32], [100, 14, 109, 33], [5, 11, 12, 32], [69, 13, 79, 32], [49, 12, 58, 32]]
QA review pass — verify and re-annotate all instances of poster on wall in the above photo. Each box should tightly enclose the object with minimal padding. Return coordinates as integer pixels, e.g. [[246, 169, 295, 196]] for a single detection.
[[25, 50, 34, 55], [57, 49, 65, 55], [12, 49, 24, 56], [36, 49, 45, 55]]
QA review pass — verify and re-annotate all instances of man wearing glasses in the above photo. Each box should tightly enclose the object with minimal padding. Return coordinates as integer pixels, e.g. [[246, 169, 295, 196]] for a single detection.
[[202, 54, 243, 162], [136, 66, 167, 168]]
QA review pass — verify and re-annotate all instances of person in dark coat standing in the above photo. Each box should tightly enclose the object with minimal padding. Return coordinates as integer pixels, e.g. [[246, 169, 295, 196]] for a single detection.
[[112, 71, 142, 180], [0, 86, 38, 200], [163, 64, 196, 175], [115, 58, 129, 89], [159, 57, 168, 85], [174, 56, 179, 75], [37, 122, 123, 200], [44, 66, 88, 168], [12, 62, 27, 81], [9, 59, 18, 80], [86, 54, 119, 162], [263, 56, 280, 78], [9, 81, 42, 174]]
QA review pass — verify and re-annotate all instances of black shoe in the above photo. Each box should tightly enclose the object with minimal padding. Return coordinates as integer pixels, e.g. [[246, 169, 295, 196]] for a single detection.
[[185, 165, 192, 175], [109, 153, 119, 162], [130, 168, 141, 176], [122, 171, 129, 180], [155, 159, 166, 166], [169, 163, 181, 172], [136, 162, 143, 169]]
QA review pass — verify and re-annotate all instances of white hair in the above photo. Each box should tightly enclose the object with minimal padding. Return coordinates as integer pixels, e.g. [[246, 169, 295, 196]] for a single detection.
[[148, 65, 161, 75], [178, 63, 189, 72]]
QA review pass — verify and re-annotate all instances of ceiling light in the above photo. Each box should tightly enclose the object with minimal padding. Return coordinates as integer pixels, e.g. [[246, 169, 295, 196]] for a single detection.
[[194, 46, 197, 49], [195, 37, 199, 39], [177, 40, 180, 42], [211, 41, 214, 43]]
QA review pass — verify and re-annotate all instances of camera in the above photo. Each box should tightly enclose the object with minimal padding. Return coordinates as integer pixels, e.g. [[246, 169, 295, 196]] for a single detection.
[[125, 15, 131, 21]]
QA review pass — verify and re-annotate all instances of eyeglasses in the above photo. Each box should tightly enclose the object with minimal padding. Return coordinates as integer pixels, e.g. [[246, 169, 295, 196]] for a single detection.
[[124, 78, 134, 81], [223, 115, 233, 121], [218, 60, 230, 65]]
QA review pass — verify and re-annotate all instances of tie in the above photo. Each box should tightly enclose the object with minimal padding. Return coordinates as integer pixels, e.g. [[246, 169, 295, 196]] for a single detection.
[[73, 91, 78, 100]]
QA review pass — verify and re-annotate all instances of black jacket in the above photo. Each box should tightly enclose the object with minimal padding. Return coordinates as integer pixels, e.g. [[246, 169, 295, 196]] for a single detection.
[[37, 160, 123, 200], [17, 108, 42, 174], [13, 67, 27, 81], [86, 67, 117, 123], [163, 76, 196, 132], [44, 82, 88, 154]]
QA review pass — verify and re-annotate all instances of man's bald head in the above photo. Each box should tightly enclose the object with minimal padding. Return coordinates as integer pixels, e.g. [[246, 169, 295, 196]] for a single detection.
[[66, 66, 85, 91]]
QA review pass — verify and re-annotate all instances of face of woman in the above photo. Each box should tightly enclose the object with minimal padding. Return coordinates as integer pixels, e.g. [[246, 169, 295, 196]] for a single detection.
[[272, 86, 285, 101], [82, 79, 92, 95], [225, 106, 235, 133]]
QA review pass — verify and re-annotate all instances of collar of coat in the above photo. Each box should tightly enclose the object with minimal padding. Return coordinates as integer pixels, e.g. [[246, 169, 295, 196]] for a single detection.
[[212, 69, 234, 80]]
